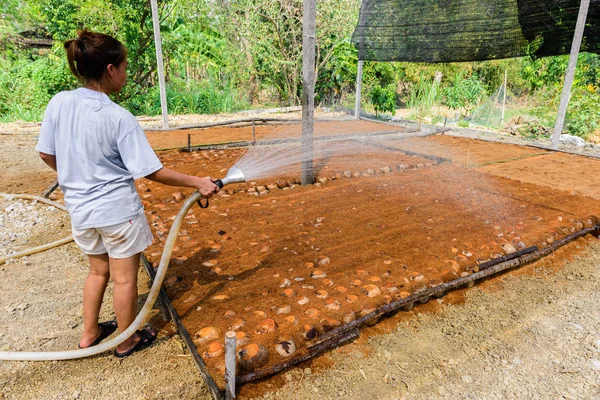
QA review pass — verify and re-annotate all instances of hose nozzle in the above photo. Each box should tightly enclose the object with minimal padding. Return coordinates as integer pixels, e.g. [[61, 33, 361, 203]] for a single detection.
[[214, 167, 246, 189]]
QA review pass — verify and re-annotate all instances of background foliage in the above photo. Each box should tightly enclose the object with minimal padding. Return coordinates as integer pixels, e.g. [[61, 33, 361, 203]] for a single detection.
[[0, 0, 599, 139]]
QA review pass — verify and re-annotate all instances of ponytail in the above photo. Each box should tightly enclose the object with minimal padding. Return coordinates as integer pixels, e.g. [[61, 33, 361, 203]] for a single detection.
[[64, 30, 127, 82]]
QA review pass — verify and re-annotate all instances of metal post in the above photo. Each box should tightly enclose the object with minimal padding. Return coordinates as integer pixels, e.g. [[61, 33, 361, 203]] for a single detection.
[[551, 0, 590, 149], [187, 134, 191, 152], [354, 60, 363, 119], [301, 0, 316, 185], [150, 0, 169, 129], [225, 331, 237, 400], [501, 69, 507, 125]]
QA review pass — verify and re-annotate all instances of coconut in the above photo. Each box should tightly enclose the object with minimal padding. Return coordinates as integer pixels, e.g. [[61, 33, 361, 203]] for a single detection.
[[383, 283, 398, 293], [303, 324, 319, 340], [165, 276, 181, 288], [172, 192, 186, 202], [275, 305, 291, 315], [256, 319, 278, 334], [445, 259, 461, 273], [317, 255, 330, 266], [235, 331, 250, 347], [346, 294, 358, 303], [296, 296, 310, 305], [324, 298, 341, 311], [311, 269, 327, 279], [203, 341, 223, 358], [343, 310, 356, 323], [322, 278, 335, 287], [194, 326, 219, 344], [275, 336, 297, 357], [230, 318, 245, 331], [320, 318, 340, 332], [361, 284, 381, 297], [359, 308, 379, 327], [239, 343, 269, 371]]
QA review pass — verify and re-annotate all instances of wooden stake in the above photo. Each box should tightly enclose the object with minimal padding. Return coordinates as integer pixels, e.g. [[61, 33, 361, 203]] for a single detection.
[[225, 331, 237, 400], [150, 0, 169, 129], [252, 119, 256, 145], [551, 0, 590, 149], [187, 134, 191, 152]]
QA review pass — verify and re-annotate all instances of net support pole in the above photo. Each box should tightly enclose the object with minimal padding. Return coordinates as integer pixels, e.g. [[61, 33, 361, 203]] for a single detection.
[[354, 60, 363, 119], [501, 69, 507, 125], [150, 0, 169, 129], [551, 0, 590, 149], [301, 0, 316, 185]]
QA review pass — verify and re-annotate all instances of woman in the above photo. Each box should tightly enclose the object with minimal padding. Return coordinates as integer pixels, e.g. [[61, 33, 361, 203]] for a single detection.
[[36, 30, 218, 357]]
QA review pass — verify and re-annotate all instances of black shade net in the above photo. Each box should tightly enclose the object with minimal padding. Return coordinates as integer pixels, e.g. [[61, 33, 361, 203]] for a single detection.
[[352, 0, 600, 62]]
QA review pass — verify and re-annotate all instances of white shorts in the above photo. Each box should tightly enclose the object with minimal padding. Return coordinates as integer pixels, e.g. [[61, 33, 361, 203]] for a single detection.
[[72, 214, 154, 259]]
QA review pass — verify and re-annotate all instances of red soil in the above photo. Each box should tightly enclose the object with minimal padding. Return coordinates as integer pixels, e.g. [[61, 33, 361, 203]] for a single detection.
[[145, 119, 397, 150], [137, 129, 600, 387]]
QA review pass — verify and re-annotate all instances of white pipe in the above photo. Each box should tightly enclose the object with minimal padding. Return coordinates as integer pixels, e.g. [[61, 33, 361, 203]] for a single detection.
[[225, 331, 237, 399], [0, 191, 202, 360]]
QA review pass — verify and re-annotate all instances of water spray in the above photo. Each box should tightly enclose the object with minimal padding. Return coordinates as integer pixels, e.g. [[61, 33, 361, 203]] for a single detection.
[[0, 168, 247, 361]]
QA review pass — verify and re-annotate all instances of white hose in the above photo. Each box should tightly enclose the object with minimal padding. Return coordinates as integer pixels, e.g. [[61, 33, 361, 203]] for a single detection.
[[0, 191, 202, 360], [0, 193, 72, 265], [0, 193, 67, 211], [0, 235, 74, 266]]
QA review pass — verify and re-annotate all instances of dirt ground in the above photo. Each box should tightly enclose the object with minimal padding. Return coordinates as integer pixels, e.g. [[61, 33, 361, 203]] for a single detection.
[[1, 113, 600, 399]]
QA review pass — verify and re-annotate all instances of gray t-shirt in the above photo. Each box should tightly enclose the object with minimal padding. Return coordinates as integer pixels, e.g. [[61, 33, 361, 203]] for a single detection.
[[36, 88, 162, 229]]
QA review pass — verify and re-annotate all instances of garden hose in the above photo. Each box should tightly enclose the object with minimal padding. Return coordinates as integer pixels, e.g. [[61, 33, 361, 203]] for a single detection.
[[0, 167, 246, 360]]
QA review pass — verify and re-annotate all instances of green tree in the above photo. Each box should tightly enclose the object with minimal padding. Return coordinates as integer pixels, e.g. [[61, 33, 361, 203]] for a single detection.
[[370, 84, 396, 116]]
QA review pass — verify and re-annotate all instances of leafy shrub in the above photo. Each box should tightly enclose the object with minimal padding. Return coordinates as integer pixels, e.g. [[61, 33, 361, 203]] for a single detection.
[[369, 84, 396, 116], [443, 72, 486, 116], [0, 50, 76, 121], [565, 86, 600, 138]]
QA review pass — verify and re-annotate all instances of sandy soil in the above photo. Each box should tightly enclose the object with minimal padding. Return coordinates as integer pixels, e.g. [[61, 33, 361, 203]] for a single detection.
[[1, 112, 600, 400]]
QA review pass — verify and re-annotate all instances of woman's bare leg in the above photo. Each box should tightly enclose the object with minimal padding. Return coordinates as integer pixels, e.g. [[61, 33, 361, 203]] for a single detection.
[[79, 253, 110, 348], [109, 253, 142, 353]]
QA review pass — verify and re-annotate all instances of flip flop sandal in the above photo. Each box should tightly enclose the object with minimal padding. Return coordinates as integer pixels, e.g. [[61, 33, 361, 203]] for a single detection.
[[113, 328, 157, 358], [78, 320, 118, 349]]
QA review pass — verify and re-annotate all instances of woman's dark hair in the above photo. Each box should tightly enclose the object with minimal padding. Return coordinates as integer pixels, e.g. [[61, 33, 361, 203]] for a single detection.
[[64, 30, 127, 82]]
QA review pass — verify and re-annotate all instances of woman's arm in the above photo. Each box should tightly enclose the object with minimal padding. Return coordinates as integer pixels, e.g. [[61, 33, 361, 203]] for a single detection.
[[39, 152, 57, 172], [145, 167, 219, 198]]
